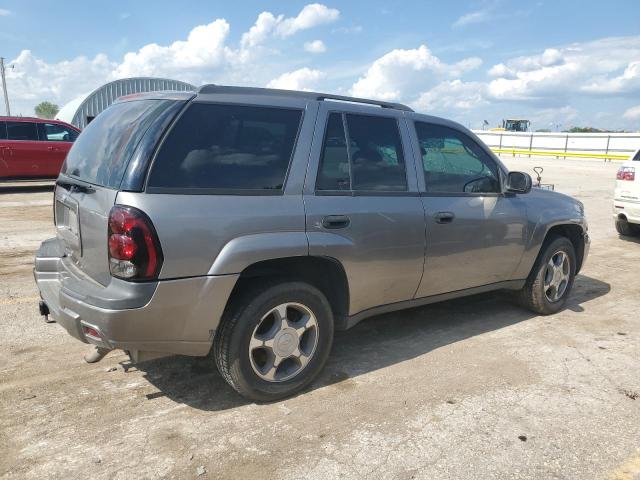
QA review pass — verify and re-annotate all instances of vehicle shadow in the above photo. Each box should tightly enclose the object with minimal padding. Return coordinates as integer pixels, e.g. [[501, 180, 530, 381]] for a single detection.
[[132, 273, 610, 411], [616, 233, 640, 244], [0, 183, 54, 194]]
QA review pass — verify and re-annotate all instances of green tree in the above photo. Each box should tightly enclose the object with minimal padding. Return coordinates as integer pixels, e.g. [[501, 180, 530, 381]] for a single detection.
[[34, 101, 59, 119]]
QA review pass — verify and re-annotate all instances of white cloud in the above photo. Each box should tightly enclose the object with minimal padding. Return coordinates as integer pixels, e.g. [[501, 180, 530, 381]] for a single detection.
[[414, 80, 487, 112], [240, 11, 282, 49], [267, 67, 325, 90], [453, 9, 493, 28], [0, 8, 10, 16], [6, 50, 115, 115], [240, 4, 338, 52], [486, 37, 640, 102], [623, 105, 640, 119], [582, 61, 640, 94], [112, 19, 231, 80], [304, 40, 327, 53], [5, 4, 340, 116], [276, 4, 339, 37], [350, 45, 481, 101], [241, 3, 338, 48]]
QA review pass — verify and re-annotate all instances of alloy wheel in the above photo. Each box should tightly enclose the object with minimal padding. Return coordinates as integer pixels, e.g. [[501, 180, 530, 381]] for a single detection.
[[543, 250, 571, 302], [249, 302, 319, 382]]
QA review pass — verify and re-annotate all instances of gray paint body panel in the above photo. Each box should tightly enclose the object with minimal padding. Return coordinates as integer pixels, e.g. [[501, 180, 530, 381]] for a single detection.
[[34, 85, 589, 358]]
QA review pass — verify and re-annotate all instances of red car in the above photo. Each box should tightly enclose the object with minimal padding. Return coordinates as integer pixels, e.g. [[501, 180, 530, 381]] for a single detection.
[[0, 117, 80, 180]]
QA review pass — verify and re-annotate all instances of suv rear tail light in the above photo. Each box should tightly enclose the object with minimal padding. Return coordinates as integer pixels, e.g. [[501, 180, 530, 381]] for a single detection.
[[617, 166, 635, 181], [108, 205, 163, 280]]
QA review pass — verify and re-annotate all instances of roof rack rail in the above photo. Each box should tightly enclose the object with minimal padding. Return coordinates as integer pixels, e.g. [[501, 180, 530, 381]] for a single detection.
[[197, 84, 414, 112]]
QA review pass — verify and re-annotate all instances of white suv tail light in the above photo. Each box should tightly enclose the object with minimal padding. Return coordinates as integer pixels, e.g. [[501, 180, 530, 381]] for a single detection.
[[617, 166, 635, 181]]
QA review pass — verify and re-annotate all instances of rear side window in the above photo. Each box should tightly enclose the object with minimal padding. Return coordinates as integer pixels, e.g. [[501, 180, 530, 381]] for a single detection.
[[316, 113, 407, 192], [6, 122, 38, 141], [148, 103, 302, 192], [415, 122, 500, 194], [0, 122, 6, 140], [62, 99, 174, 188], [39, 123, 79, 142], [634, 150, 640, 161]]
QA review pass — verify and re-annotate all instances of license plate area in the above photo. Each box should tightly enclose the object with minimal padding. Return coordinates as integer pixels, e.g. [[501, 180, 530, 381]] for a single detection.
[[55, 197, 82, 256]]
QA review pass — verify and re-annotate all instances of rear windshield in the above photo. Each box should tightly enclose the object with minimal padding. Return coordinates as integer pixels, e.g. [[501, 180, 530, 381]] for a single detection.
[[62, 99, 174, 188], [147, 103, 302, 192]]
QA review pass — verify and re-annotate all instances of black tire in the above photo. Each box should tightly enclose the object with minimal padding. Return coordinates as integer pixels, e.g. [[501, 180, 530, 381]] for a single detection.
[[616, 219, 640, 236], [214, 281, 334, 402], [518, 236, 576, 315]]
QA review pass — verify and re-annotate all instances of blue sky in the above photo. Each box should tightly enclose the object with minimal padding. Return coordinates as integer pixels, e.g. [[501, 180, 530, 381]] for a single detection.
[[1, 0, 639, 130]]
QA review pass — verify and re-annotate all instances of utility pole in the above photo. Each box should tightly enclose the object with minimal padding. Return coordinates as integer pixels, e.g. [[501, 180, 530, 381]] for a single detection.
[[0, 57, 11, 116]]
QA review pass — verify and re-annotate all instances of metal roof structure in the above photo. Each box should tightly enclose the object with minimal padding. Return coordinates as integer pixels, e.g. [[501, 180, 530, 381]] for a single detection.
[[57, 77, 195, 129]]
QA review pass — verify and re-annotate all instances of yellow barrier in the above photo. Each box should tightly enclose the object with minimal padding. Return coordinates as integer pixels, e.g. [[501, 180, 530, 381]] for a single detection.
[[491, 148, 629, 160]]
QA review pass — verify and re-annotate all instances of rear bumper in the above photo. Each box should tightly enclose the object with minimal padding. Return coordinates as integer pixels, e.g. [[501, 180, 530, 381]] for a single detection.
[[613, 198, 640, 224], [34, 238, 239, 357]]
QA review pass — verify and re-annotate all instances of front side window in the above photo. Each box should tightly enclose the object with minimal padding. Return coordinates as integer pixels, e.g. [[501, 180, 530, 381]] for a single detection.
[[6, 122, 38, 141], [41, 123, 79, 142], [0, 122, 6, 140], [415, 122, 501, 194], [316, 113, 407, 192], [148, 103, 302, 191]]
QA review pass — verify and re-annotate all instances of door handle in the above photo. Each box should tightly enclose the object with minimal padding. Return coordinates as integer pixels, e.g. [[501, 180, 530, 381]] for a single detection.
[[434, 211, 455, 224], [322, 215, 350, 229]]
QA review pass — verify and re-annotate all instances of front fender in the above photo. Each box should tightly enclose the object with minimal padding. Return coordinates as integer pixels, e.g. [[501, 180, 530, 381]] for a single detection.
[[513, 189, 587, 279]]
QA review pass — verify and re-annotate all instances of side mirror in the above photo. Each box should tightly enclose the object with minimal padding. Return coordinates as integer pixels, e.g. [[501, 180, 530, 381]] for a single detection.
[[506, 171, 532, 194]]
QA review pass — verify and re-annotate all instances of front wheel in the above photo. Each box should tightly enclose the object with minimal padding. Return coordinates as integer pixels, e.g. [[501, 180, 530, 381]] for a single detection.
[[214, 281, 334, 402], [616, 219, 640, 237], [518, 236, 576, 315]]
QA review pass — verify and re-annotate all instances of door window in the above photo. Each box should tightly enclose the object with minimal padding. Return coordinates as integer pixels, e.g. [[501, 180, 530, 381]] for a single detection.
[[415, 122, 501, 194], [6, 122, 38, 141], [0, 122, 6, 139], [316, 113, 350, 190], [40, 123, 79, 142], [316, 113, 407, 192]]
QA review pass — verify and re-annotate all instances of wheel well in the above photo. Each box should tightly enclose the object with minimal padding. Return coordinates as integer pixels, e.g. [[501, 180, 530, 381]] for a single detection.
[[544, 224, 586, 273], [617, 213, 628, 221], [227, 256, 350, 320]]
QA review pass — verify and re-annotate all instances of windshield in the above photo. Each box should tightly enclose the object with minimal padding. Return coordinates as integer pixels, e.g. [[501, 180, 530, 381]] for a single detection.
[[62, 99, 174, 188]]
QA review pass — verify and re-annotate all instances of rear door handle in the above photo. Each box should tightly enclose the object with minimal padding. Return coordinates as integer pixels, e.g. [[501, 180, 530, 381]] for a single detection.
[[434, 211, 455, 224], [322, 215, 350, 229]]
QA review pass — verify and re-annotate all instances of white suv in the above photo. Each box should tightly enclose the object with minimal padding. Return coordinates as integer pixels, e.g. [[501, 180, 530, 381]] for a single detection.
[[614, 148, 640, 236]]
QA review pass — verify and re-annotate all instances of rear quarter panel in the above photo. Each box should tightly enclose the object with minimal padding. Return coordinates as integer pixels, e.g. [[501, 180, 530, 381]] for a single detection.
[[115, 99, 319, 279]]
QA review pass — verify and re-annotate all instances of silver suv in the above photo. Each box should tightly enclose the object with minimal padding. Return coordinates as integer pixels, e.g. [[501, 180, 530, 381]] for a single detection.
[[35, 86, 589, 401]]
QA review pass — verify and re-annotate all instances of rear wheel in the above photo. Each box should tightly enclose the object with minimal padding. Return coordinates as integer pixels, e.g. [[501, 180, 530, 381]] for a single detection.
[[214, 281, 334, 402], [616, 219, 640, 236], [518, 236, 576, 315]]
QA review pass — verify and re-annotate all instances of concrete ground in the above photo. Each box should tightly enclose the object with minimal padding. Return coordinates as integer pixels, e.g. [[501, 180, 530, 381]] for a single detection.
[[0, 157, 638, 480]]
